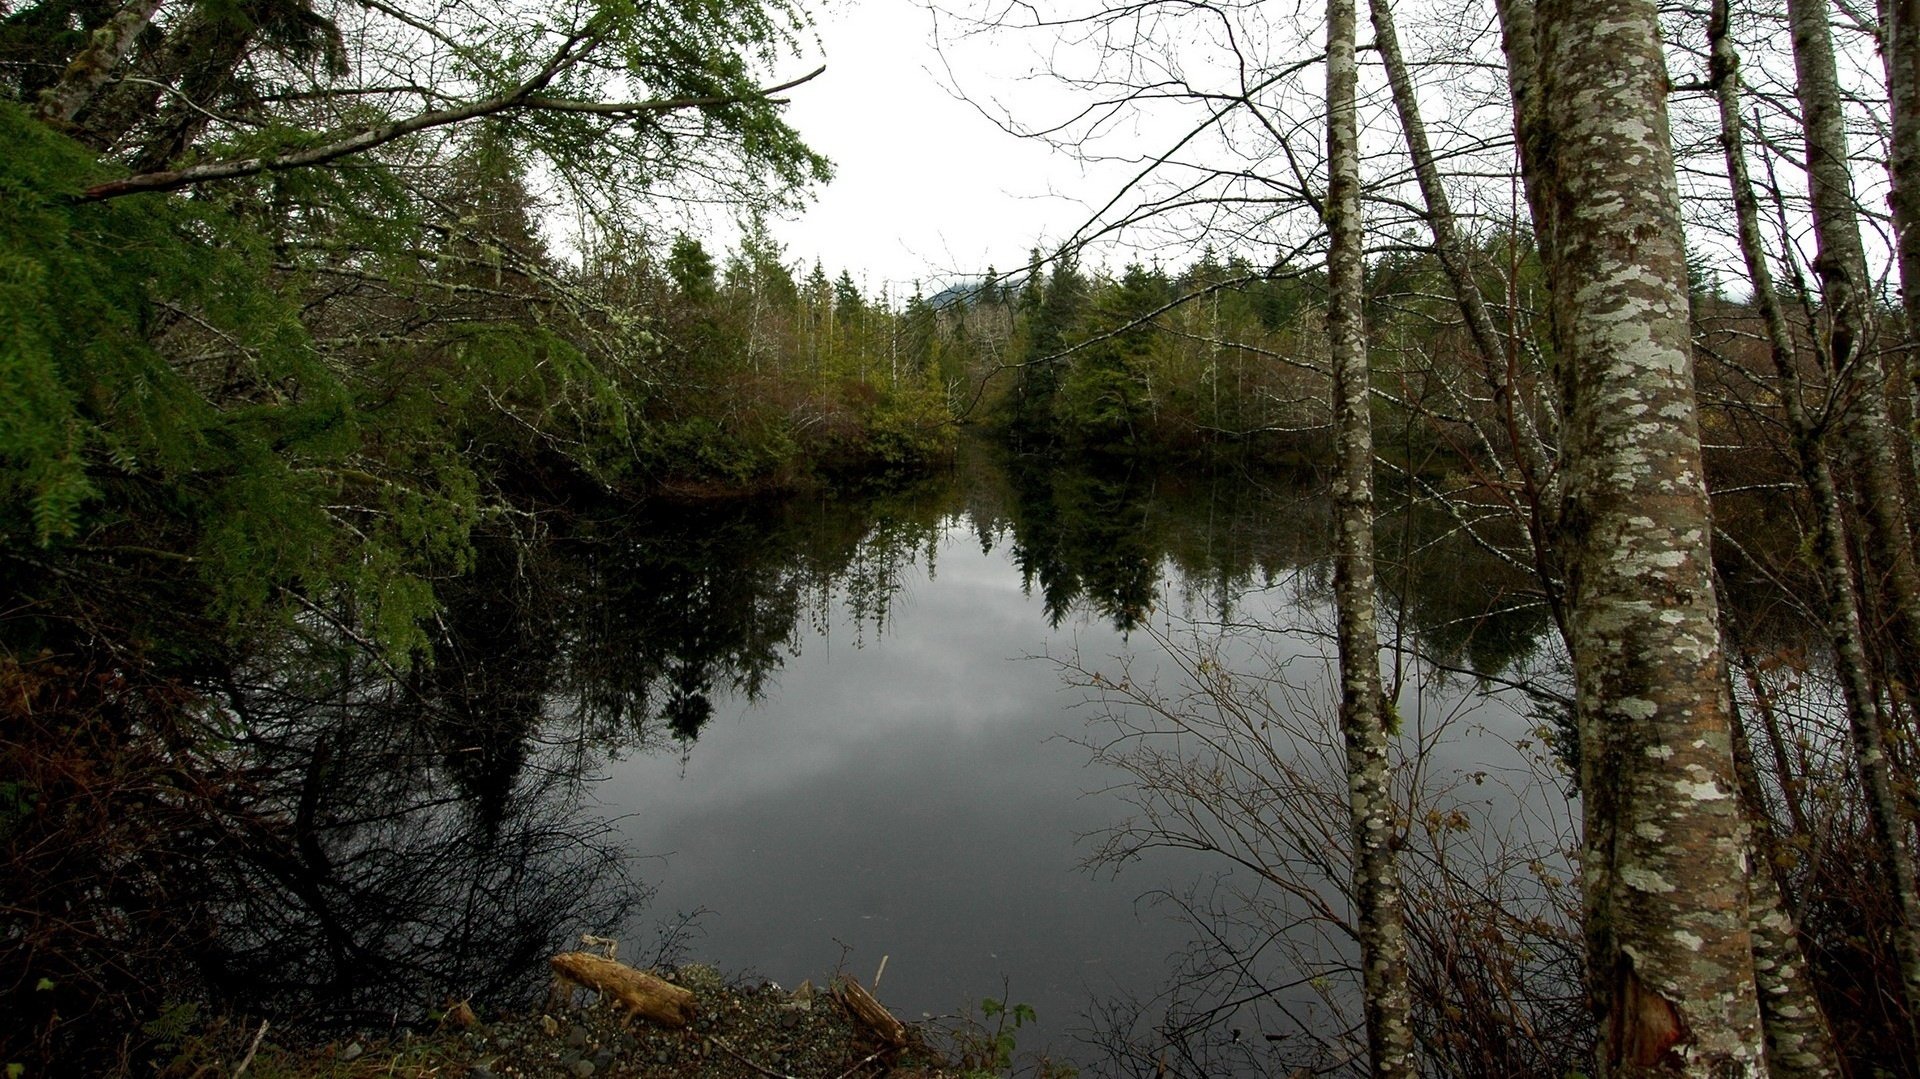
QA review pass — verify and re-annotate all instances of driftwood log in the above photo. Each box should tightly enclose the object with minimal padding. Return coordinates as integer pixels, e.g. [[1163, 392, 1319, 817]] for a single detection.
[[832, 974, 908, 1049], [549, 952, 696, 1028]]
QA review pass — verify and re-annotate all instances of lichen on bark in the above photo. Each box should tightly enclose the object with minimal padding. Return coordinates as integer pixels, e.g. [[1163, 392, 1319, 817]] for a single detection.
[[1524, 0, 1766, 1073]]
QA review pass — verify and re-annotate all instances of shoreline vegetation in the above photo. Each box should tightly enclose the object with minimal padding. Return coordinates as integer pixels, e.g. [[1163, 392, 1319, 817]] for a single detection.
[[152, 953, 1040, 1079], [15, 0, 1920, 1071]]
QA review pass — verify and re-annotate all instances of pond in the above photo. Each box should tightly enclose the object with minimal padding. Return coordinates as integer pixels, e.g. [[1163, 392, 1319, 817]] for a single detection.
[[78, 443, 1565, 1071], [569, 446, 1562, 1064]]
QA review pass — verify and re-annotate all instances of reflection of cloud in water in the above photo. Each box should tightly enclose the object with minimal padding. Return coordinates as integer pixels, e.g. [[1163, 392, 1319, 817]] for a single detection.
[[612, 524, 1198, 1037], [607, 510, 1573, 1066]]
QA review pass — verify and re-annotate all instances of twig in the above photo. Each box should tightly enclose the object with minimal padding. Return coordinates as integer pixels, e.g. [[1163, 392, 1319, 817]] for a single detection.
[[831, 1047, 890, 1079], [233, 1019, 269, 1077], [702, 1033, 795, 1079]]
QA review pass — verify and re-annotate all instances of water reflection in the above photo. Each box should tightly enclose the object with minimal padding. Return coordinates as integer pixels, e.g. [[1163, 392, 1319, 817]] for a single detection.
[[4, 442, 1559, 1069], [203, 629, 644, 1029], [583, 447, 1562, 1069]]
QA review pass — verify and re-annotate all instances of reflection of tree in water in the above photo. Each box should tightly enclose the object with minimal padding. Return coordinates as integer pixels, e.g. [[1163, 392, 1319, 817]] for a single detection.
[[2, 484, 953, 1068], [2, 448, 1577, 1069], [1372, 482, 1553, 679], [563, 503, 811, 744], [0, 623, 643, 1070], [1000, 454, 1550, 676], [554, 489, 952, 746], [171, 488, 960, 1029], [206, 641, 644, 1027], [1003, 456, 1162, 630]]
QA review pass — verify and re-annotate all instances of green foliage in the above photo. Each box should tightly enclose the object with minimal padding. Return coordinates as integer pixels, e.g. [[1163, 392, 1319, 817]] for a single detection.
[[669, 233, 719, 302], [952, 997, 1073, 1078], [865, 383, 955, 469], [0, 101, 501, 662], [140, 1000, 201, 1053]]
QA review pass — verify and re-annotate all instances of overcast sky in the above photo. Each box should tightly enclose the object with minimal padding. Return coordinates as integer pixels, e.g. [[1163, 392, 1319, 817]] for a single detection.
[[768, 2, 1100, 293]]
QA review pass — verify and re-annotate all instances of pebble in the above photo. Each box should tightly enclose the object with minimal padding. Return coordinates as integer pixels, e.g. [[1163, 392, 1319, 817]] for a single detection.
[[340, 1042, 364, 1063], [569, 1060, 595, 1078], [592, 1048, 616, 1068], [467, 1066, 495, 1079], [565, 1025, 591, 1049]]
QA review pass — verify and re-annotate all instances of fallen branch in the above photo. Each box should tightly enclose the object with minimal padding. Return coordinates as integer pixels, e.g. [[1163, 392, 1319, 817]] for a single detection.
[[549, 951, 695, 1028], [232, 1018, 268, 1077], [832, 974, 907, 1049]]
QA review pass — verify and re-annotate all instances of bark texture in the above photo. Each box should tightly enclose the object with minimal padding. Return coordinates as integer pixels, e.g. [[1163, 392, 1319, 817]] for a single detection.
[[1792, 0, 1920, 712], [1884, 0, 1920, 394], [1530, 0, 1765, 1073], [548, 952, 696, 1028], [1707, 9, 1867, 1071], [32, 0, 167, 129], [1326, 1, 1414, 1074]]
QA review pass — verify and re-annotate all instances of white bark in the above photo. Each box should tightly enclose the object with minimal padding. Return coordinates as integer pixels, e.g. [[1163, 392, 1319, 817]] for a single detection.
[[1788, 0, 1920, 1041], [32, 0, 166, 129], [1327, 1, 1414, 1074], [1527, 0, 1766, 1072]]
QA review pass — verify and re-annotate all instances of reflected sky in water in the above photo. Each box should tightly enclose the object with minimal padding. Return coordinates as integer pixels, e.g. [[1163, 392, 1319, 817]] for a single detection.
[[610, 518, 1205, 1035], [603, 507, 1544, 1056]]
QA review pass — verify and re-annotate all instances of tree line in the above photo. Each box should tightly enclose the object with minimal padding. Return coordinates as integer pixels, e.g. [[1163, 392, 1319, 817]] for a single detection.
[[12, 0, 1920, 1075]]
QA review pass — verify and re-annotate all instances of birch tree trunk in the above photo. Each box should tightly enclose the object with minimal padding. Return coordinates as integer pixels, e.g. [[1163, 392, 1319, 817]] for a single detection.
[[32, 0, 166, 129], [1530, 1, 1765, 1072], [1368, 0, 1562, 636], [1489, 0, 1554, 270], [1719, 0, 1920, 1056], [1326, 1, 1414, 1074], [1790, 0, 1920, 716], [1883, 0, 1920, 399]]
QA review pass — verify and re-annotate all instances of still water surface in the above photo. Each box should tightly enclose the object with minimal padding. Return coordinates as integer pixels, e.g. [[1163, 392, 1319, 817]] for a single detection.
[[609, 515, 1218, 1036], [154, 449, 1554, 1070], [577, 451, 1553, 1059]]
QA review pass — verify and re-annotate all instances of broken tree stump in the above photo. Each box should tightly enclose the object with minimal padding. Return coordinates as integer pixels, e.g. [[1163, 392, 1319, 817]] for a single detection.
[[549, 952, 696, 1029], [833, 973, 908, 1049]]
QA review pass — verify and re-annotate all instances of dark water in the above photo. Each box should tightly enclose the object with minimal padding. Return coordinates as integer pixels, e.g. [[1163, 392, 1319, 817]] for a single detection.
[[567, 449, 1558, 1062], [58, 445, 1557, 1069]]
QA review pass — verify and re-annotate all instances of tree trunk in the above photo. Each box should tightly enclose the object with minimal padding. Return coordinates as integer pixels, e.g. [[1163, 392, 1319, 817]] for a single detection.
[[1719, 618, 1837, 1076], [1788, 0, 1920, 1041], [1368, 0, 1563, 639], [1882, 0, 1920, 408], [32, 0, 166, 129], [1719, 2, 1920, 1052], [548, 952, 696, 1028], [1528, 1, 1765, 1072], [1490, 0, 1574, 464], [1326, 2, 1414, 1075], [1489, 0, 1553, 268], [1792, 0, 1920, 714]]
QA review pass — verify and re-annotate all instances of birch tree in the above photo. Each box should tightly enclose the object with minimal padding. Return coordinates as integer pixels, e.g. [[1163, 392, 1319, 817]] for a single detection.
[[1788, 0, 1920, 711], [1705, 5, 1850, 1071], [1784, 0, 1920, 1040], [1523, 0, 1766, 1071], [1326, 0, 1415, 1073]]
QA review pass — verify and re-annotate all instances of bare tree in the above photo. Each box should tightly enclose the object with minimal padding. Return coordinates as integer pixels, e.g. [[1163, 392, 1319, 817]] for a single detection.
[[1326, 1, 1416, 1074]]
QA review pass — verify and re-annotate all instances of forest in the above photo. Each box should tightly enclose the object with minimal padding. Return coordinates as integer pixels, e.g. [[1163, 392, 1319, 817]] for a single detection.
[[5, 0, 1920, 1075]]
